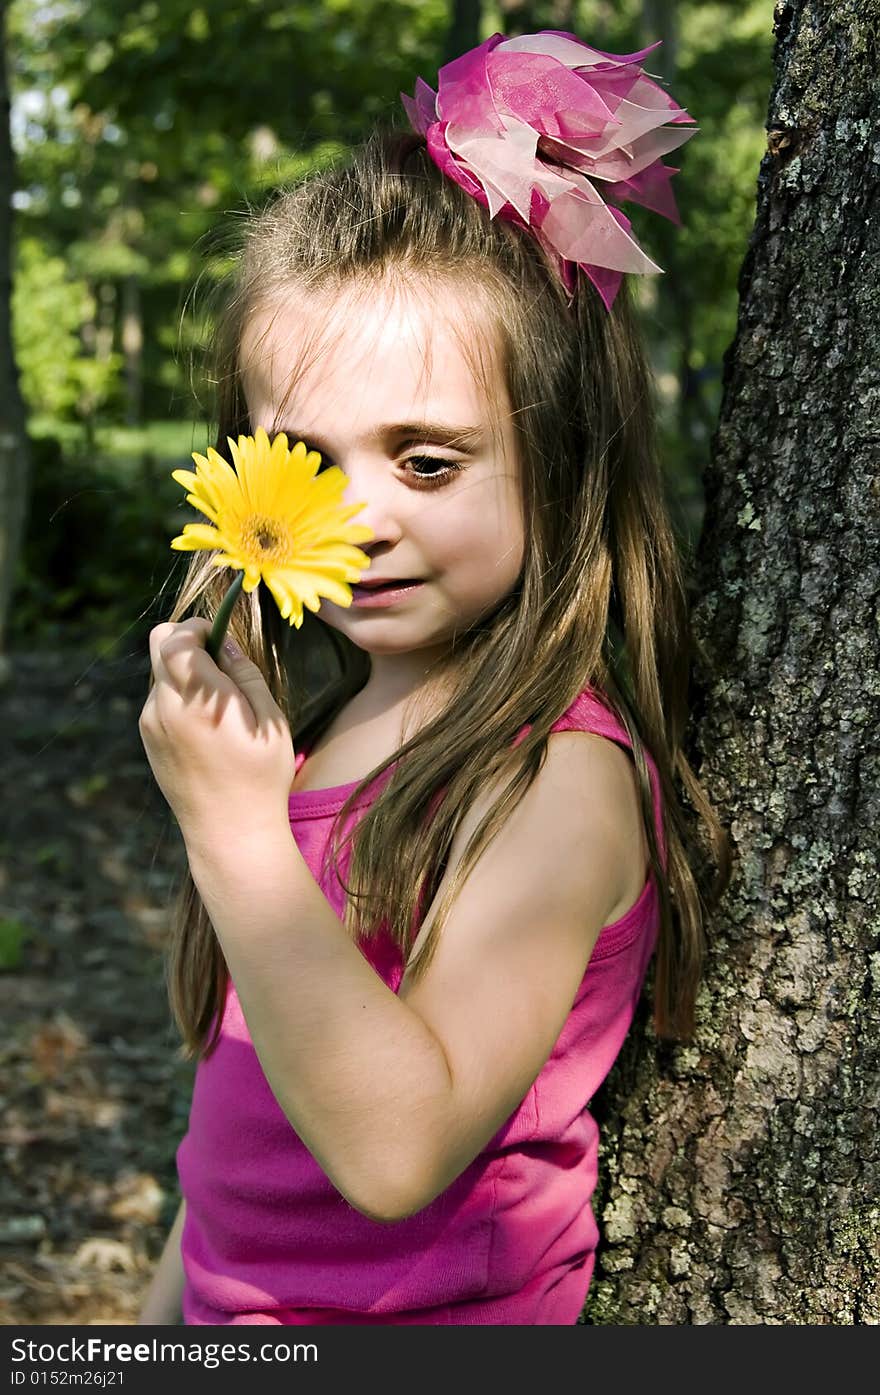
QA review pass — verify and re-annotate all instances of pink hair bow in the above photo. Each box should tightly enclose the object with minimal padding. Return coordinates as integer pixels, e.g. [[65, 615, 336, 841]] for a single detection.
[[402, 30, 698, 311]]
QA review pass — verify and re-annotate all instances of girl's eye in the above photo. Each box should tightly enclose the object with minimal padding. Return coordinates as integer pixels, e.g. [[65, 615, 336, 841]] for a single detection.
[[404, 455, 464, 489]]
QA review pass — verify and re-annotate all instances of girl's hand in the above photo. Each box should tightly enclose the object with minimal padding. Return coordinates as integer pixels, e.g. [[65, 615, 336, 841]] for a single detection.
[[138, 618, 296, 847]]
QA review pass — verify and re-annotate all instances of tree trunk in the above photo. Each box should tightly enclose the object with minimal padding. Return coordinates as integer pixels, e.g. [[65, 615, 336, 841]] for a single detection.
[[498, 1, 576, 38], [583, 0, 880, 1324], [122, 274, 143, 427], [641, 0, 679, 79], [443, 0, 482, 65], [0, 1, 30, 676]]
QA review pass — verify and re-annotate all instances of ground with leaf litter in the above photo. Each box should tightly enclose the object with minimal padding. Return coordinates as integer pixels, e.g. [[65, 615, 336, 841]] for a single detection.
[[0, 645, 194, 1324]]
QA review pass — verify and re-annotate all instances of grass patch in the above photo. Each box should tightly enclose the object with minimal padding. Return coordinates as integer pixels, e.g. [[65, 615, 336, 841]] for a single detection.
[[28, 417, 211, 475], [0, 916, 30, 971]]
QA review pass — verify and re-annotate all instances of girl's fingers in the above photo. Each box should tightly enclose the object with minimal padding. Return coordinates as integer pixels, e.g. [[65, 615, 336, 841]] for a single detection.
[[148, 619, 282, 736], [149, 618, 215, 690], [147, 622, 174, 683], [215, 644, 287, 732], [137, 685, 158, 734]]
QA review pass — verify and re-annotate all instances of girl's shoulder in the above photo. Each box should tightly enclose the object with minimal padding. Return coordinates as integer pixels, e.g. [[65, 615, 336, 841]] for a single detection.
[[514, 683, 667, 870], [514, 683, 636, 749], [550, 684, 627, 740]]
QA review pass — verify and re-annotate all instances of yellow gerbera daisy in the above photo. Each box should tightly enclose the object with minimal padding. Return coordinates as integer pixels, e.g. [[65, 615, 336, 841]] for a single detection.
[[170, 427, 374, 628]]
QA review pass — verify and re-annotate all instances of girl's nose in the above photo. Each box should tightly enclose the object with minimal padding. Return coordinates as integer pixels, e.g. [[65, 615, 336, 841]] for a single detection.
[[339, 465, 402, 546]]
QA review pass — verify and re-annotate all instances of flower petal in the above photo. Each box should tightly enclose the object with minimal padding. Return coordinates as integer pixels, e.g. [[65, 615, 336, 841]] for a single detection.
[[168, 431, 375, 623], [169, 523, 224, 551]]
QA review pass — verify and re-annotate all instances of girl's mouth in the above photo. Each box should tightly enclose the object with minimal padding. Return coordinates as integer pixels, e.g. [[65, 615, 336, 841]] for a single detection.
[[350, 580, 424, 607]]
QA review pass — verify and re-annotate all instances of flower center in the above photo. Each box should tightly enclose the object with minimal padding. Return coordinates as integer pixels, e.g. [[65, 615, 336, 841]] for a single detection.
[[243, 515, 293, 562]]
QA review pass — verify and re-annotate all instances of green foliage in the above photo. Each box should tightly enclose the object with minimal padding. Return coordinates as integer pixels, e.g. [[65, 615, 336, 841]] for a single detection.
[[6, 0, 778, 627], [668, 3, 776, 367], [11, 428, 196, 654], [9, 0, 777, 425], [0, 916, 30, 971], [12, 237, 121, 419]]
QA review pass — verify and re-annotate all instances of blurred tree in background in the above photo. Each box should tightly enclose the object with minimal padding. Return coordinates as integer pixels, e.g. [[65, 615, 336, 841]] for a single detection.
[[0, 0, 30, 671], [4, 0, 775, 655]]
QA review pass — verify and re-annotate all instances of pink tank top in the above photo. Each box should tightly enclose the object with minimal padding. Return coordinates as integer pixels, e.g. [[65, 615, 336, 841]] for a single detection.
[[177, 684, 667, 1325]]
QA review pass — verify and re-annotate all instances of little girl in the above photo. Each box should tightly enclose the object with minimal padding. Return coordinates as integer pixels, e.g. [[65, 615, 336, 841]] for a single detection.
[[138, 30, 730, 1325]]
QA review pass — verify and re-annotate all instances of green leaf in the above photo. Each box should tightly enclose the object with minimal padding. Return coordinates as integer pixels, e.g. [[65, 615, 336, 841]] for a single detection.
[[0, 918, 31, 971]]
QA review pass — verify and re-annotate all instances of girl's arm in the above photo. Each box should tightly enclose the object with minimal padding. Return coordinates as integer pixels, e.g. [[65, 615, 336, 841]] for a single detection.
[[141, 611, 637, 1226], [182, 730, 636, 1226], [138, 1196, 186, 1325]]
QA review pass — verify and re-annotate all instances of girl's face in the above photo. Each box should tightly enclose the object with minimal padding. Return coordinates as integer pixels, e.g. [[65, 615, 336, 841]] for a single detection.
[[241, 282, 525, 668]]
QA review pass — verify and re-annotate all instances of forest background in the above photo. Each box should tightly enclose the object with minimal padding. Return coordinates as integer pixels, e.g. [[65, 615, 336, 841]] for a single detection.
[[6, 0, 774, 654], [0, 0, 781, 1324]]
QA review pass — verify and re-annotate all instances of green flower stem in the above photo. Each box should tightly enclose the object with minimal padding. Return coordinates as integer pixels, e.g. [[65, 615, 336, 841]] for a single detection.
[[206, 571, 246, 663]]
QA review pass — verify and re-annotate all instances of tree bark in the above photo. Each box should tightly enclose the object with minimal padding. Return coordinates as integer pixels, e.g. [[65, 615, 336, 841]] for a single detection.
[[498, 1, 576, 38], [443, 0, 482, 65], [0, 0, 31, 674], [122, 274, 143, 428], [641, 0, 679, 79], [583, 0, 880, 1324]]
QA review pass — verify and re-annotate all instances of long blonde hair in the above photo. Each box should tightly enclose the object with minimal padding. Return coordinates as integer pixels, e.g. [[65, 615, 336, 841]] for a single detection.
[[159, 128, 732, 1057]]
